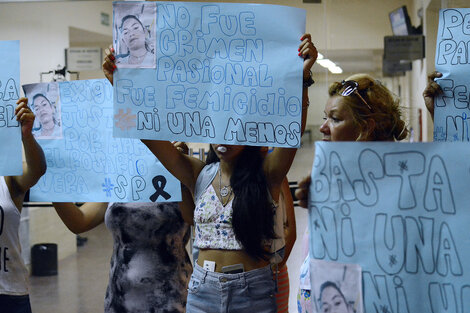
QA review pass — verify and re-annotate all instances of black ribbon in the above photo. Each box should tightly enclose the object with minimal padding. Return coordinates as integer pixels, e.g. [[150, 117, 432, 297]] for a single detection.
[[149, 175, 171, 202]]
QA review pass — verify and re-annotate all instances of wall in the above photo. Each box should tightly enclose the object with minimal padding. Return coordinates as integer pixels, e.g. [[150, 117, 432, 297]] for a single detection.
[[0, 0, 113, 262], [0, 1, 113, 85]]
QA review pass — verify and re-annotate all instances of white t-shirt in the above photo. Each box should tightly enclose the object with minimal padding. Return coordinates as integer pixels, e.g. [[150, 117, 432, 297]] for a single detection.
[[0, 176, 29, 295]]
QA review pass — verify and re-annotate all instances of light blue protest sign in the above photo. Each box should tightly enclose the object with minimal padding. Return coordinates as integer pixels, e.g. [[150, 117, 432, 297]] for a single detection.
[[434, 8, 470, 141], [309, 141, 470, 313], [113, 1, 305, 147], [0, 41, 21, 176], [24, 79, 181, 202]]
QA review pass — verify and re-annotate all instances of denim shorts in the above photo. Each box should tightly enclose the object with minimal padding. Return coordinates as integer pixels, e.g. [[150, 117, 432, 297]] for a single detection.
[[0, 294, 32, 313], [186, 263, 277, 313]]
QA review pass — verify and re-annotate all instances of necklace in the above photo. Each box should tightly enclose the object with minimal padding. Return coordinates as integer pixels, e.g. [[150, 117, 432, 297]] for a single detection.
[[129, 52, 147, 64], [218, 167, 232, 204]]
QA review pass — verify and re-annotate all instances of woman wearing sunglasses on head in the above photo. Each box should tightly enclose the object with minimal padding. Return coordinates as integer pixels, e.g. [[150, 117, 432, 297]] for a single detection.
[[294, 73, 408, 313]]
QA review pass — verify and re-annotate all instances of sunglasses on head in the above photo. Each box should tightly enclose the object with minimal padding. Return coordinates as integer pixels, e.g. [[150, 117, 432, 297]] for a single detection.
[[340, 80, 372, 111]]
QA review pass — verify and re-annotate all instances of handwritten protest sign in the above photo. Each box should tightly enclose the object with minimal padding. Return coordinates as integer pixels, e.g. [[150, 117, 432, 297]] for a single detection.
[[434, 8, 470, 141], [23, 79, 180, 202], [112, 1, 306, 147], [0, 41, 21, 176], [309, 141, 470, 313]]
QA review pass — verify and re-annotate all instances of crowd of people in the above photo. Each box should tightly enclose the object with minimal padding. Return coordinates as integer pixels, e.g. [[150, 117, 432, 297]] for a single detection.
[[0, 11, 446, 313]]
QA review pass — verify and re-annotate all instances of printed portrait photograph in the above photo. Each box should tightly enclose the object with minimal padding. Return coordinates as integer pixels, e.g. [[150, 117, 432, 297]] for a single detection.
[[22, 82, 63, 139], [310, 259, 363, 313], [113, 2, 156, 69]]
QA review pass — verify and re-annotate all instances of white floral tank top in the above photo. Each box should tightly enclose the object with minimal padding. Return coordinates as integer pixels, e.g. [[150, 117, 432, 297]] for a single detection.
[[193, 184, 243, 250]]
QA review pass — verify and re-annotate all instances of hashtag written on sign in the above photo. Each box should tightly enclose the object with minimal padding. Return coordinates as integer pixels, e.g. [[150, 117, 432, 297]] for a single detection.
[[114, 108, 137, 131]]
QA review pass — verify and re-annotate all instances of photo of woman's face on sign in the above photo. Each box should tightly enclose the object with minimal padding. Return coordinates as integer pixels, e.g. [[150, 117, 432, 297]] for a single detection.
[[22, 82, 63, 139], [113, 2, 156, 69], [310, 259, 363, 313]]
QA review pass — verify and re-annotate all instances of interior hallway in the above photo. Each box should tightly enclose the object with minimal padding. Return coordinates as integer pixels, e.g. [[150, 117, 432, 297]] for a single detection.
[[28, 141, 315, 313]]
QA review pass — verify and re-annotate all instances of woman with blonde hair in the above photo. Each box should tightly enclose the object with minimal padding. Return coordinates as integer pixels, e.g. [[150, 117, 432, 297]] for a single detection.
[[321, 73, 407, 142], [295, 73, 407, 313]]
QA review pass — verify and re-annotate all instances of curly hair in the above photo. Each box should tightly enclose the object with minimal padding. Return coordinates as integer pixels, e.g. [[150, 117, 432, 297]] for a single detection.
[[328, 74, 408, 141]]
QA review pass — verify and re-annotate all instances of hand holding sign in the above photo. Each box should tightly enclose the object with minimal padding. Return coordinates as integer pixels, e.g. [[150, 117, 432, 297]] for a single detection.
[[299, 33, 318, 80], [25, 79, 180, 202], [112, 1, 307, 147], [434, 8, 470, 141], [422, 71, 443, 121], [102, 45, 116, 85], [15, 97, 35, 137]]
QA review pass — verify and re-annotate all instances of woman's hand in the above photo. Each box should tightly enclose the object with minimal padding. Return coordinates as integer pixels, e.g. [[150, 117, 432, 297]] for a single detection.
[[294, 174, 311, 209], [423, 71, 443, 121], [299, 33, 318, 80], [172, 141, 189, 155], [103, 45, 116, 85], [15, 97, 35, 138]]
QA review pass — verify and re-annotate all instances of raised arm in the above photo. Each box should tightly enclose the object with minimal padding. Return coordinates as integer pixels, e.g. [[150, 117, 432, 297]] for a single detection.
[[279, 177, 296, 268], [141, 140, 205, 192], [6, 98, 47, 208], [294, 174, 310, 209], [173, 141, 194, 225], [264, 34, 317, 186], [423, 71, 442, 122], [102, 47, 204, 191], [53, 202, 108, 234]]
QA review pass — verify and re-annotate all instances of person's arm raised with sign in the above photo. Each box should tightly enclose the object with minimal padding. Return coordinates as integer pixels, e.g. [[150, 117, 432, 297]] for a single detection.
[[103, 34, 317, 312], [6, 98, 47, 209], [0, 98, 46, 312], [422, 71, 443, 122]]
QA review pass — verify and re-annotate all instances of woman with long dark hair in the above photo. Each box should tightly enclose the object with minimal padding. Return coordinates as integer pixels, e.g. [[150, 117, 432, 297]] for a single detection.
[[103, 33, 317, 312]]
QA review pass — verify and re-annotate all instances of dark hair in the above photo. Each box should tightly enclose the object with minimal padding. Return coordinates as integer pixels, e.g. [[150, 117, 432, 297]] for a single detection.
[[319, 281, 348, 305], [206, 145, 275, 260], [119, 15, 153, 55], [32, 93, 51, 108], [31, 93, 58, 128], [120, 15, 144, 32]]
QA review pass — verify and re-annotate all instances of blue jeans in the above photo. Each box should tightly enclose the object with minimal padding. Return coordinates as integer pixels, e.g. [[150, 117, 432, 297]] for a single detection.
[[0, 294, 32, 313], [187, 263, 277, 313]]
